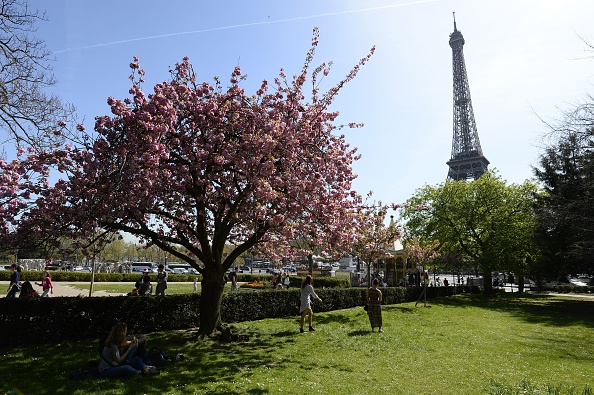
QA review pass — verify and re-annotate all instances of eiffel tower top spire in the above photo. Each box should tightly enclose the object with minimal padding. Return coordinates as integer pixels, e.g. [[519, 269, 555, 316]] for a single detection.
[[446, 14, 489, 181]]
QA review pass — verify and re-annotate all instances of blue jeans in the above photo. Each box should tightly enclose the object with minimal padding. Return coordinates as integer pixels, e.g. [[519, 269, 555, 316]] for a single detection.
[[124, 355, 146, 371], [124, 345, 147, 368], [99, 364, 140, 379], [6, 287, 18, 298]]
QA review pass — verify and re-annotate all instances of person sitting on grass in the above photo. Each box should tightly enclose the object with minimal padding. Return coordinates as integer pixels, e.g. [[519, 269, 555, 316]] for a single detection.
[[98, 317, 148, 360], [99, 322, 158, 378], [138, 271, 152, 296], [19, 281, 39, 298]]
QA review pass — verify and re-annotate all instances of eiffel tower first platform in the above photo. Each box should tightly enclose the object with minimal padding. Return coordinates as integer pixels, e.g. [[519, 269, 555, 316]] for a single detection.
[[446, 14, 489, 181]]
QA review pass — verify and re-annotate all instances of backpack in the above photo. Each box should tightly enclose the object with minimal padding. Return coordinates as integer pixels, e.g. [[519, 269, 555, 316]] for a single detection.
[[145, 347, 168, 369]]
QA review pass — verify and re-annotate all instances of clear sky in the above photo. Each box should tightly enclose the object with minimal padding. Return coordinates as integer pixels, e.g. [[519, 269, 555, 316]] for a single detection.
[[29, 0, 594, 213]]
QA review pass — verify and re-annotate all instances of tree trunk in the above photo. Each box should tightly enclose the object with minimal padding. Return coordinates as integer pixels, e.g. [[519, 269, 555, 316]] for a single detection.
[[517, 276, 525, 293], [307, 253, 314, 275], [198, 270, 226, 337], [482, 270, 493, 294]]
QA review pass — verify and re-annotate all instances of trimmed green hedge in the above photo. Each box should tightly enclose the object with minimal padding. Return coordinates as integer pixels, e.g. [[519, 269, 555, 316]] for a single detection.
[[548, 285, 594, 294], [236, 274, 350, 289], [0, 285, 478, 348]]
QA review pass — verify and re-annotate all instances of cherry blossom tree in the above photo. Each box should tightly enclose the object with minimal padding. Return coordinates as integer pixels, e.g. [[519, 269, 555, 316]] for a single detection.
[[351, 201, 400, 285], [403, 236, 439, 283], [16, 28, 374, 336]]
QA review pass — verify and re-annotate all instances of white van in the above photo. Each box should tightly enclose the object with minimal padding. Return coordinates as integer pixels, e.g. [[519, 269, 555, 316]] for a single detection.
[[131, 262, 156, 273], [168, 263, 192, 274]]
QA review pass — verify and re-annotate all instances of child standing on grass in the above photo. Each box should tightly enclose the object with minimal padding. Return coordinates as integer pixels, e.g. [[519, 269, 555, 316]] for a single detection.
[[35, 271, 53, 297]]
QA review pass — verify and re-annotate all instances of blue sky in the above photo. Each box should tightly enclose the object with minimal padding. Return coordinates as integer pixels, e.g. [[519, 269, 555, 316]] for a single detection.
[[29, 0, 594, 212]]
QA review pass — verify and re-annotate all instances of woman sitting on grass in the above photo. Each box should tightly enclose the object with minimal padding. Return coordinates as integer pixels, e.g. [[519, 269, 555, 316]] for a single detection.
[[99, 322, 158, 378]]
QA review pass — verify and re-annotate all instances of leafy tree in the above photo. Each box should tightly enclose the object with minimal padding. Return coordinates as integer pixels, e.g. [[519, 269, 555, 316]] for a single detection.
[[97, 237, 126, 262], [15, 28, 374, 336], [352, 202, 400, 285], [404, 236, 439, 273], [0, 0, 75, 151], [533, 105, 594, 279], [401, 172, 539, 293]]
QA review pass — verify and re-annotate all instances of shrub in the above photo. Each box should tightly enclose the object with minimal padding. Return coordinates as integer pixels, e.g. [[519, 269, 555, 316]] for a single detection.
[[0, 285, 472, 348], [235, 274, 350, 289], [240, 280, 266, 289]]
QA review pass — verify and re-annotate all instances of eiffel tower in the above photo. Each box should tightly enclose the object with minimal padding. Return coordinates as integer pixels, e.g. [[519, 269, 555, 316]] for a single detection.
[[446, 13, 489, 181]]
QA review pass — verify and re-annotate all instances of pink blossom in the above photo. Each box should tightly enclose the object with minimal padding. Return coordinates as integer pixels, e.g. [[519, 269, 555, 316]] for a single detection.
[[5, 30, 376, 337]]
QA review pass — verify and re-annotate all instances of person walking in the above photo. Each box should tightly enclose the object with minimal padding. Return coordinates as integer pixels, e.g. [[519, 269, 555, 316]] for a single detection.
[[367, 278, 383, 332], [6, 264, 21, 298], [35, 270, 54, 297], [155, 264, 168, 296], [299, 275, 322, 333]]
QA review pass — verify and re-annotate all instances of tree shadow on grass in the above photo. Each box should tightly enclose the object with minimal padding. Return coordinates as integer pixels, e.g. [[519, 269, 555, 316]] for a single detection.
[[2, 325, 290, 395], [430, 293, 594, 329], [347, 329, 372, 337], [382, 305, 417, 314], [314, 310, 362, 326]]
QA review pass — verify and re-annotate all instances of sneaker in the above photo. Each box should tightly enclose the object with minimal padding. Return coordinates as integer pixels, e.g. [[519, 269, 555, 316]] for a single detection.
[[300, 328, 305, 333], [308, 326, 316, 332], [142, 366, 160, 376], [378, 329, 384, 333]]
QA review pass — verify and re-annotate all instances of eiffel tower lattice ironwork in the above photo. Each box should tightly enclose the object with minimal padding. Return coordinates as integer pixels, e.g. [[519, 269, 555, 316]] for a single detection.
[[446, 14, 489, 181]]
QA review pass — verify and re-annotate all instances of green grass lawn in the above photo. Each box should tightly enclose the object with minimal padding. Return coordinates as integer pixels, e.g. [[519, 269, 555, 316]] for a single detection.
[[2, 293, 593, 394]]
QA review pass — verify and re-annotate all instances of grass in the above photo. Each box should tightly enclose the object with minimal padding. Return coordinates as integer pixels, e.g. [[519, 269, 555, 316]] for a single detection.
[[2, 293, 594, 394]]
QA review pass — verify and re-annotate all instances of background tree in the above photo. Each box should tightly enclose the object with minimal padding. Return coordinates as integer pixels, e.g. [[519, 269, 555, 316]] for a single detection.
[[18, 28, 374, 336], [124, 243, 139, 262], [401, 172, 539, 293], [352, 202, 400, 285], [97, 237, 126, 262], [533, 103, 594, 280], [404, 236, 439, 282], [0, 0, 75, 151]]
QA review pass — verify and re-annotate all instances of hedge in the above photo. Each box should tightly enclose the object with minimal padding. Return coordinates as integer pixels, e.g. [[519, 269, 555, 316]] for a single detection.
[[0, 285, 478, 348]]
